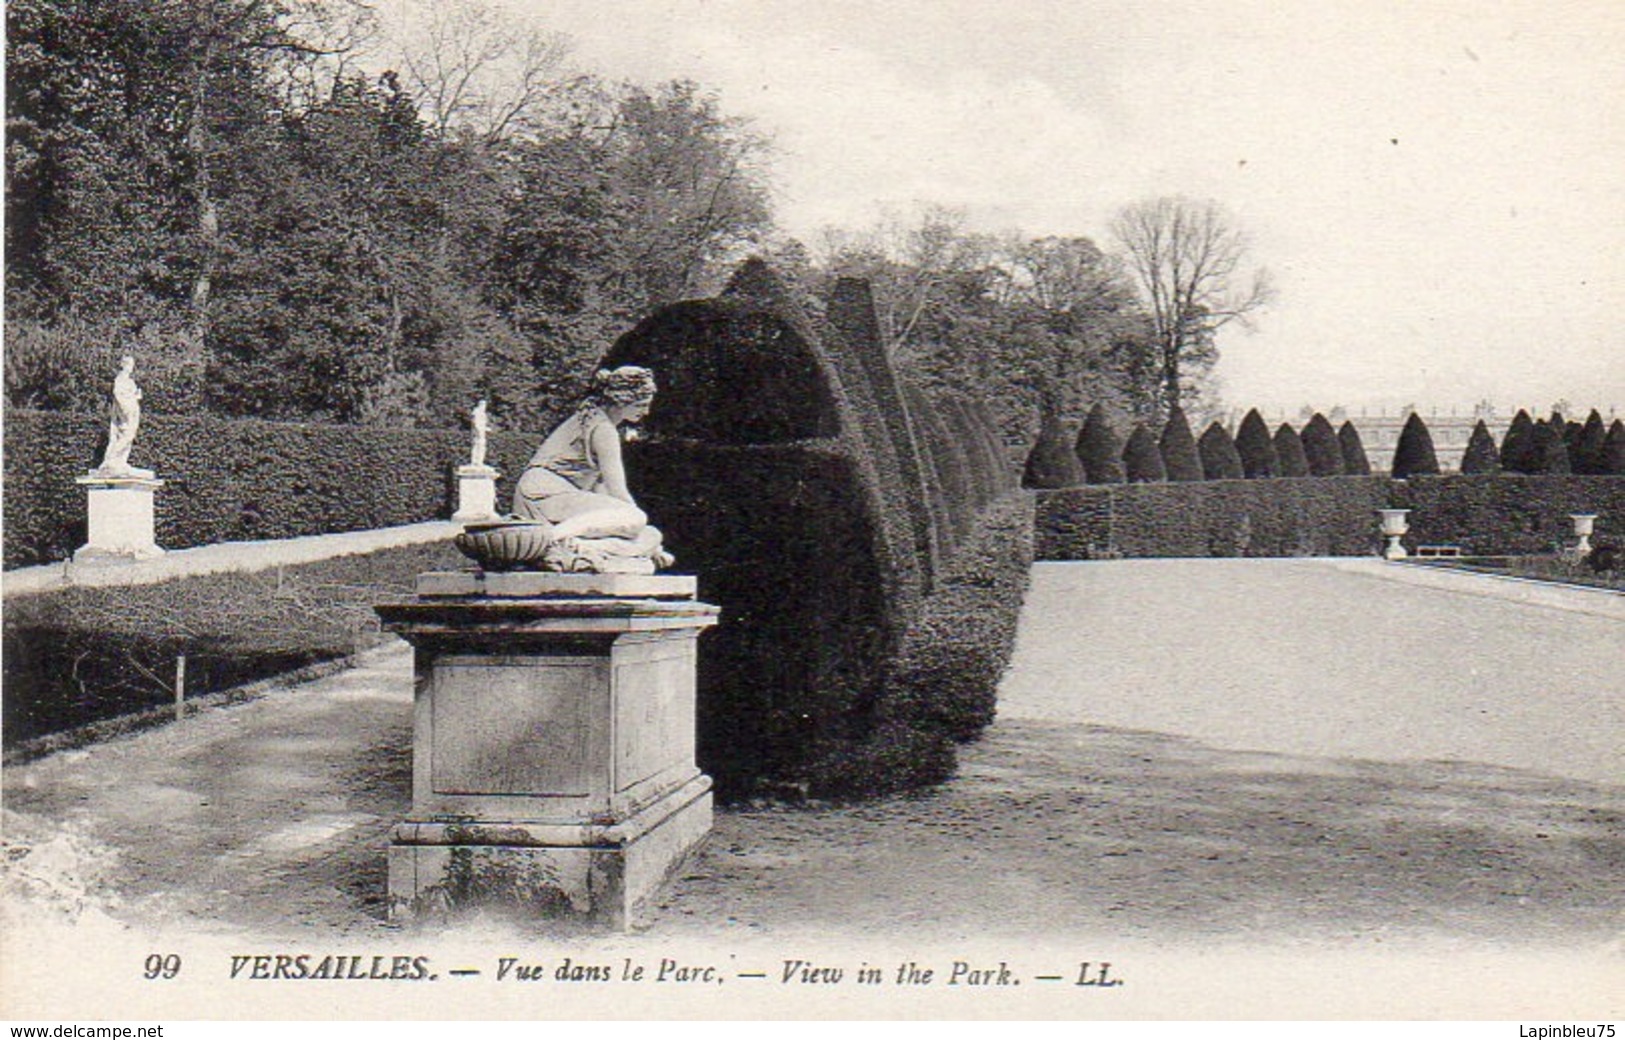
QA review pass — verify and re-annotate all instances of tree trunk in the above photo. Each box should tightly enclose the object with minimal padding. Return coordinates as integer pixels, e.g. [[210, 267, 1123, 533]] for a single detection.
[[187, 39, 218, 364]]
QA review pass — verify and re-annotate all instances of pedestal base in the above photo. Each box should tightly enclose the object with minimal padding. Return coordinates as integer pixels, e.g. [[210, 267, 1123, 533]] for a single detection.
[[452, 465, 500, 521], [376, 581, 719, 931], [74, 473, 165, 563], [387, 776, 712, 929]]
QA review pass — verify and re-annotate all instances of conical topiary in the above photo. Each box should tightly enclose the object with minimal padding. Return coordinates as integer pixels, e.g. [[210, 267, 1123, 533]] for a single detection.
[[1604, 419, 1625, 475], [1075, 402, 1125, 484], [1234, 409, 1279, 478], [1390, 412, 1441, 478], [1338, 421, 1371, 476], [1300, 413, 1345, 476], [1158, 405, 1204, 481], [1198, 421, 1244, 480], [1123, 424, 1166, 482], [1531, 419, 1571, 474], [1274, 423, 1310, 477], [1459, 419, 1500, 474], [1574, 410, 1608, 475], [1500, 409, 1537, 473], [1022, 409, 1084, 488]]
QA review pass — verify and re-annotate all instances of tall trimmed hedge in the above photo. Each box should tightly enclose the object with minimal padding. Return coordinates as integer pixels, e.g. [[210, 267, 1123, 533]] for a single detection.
[[1022, 410, 1083, 489], [1036, 475, 1625, 560], [1531, 420, 1571, 475], [1123, 424, 1166, 482], [1391, 412, 1441, 478], [1338, 420, 1372, 476], [1501, 409, 1537, 473], [827, 276, 942, 580], [1235, 409, 1279, 478], [1460, 420, 1500, 474], [1159, 405, 1204, 481], [1300, 413, 1345, 476], [602, 260, 1016, 798], [1198, 421, 1244, 480], [1574, 411, 1608, 475], [1075, 402, 1124, 484], [1605, 420, 1625, 475], [3, 410, 541, 569], [1274, 423, 1310, 478]]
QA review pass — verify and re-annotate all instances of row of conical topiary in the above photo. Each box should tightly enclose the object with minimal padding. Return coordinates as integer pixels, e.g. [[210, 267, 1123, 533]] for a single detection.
[[1026, 404, 1625, 487], [1025, 404, 1376, 487], [1444, 408, 1625, 478]]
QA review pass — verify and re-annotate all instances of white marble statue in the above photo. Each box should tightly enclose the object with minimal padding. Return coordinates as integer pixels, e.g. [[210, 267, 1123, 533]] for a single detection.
[[512, 366, 672, 573], [97, 355, 144, 476], [470, 398, 490, 468]]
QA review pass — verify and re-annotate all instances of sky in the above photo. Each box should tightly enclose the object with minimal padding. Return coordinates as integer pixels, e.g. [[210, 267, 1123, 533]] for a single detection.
[[465, 0, 1623, 418]]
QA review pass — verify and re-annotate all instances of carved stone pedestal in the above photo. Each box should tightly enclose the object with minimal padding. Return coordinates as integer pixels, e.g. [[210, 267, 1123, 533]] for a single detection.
[[74, 471, 164, 563], [375, 572, 718, 929], [452, 464, 501, 521]]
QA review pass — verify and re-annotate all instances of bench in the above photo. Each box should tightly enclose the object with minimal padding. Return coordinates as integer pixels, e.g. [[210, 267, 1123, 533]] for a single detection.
[[1415, 545, 1463, 558]]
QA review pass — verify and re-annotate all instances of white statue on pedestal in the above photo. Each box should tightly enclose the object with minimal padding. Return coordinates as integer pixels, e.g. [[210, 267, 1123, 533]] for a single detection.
[[97, 355, 145, 477], [511, 366, 673, 573], [470, 399, 490, 468]]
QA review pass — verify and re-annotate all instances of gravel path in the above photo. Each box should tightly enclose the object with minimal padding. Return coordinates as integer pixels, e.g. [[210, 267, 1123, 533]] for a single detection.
[[3, 558, 1621, 1017]]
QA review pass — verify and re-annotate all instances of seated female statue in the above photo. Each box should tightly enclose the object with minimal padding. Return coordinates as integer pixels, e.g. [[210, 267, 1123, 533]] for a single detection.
[[512, 365, 672, 573]]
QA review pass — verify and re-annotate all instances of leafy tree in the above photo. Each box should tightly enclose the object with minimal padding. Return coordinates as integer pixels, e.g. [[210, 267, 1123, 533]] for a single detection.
[[1500, 409, 1537, 473], [1390, 413, 1440, 478], [1603, 419, 1625, 475], [1530, 420, 1571, 474], [1273, 422, 1309, 477], [1022, 411, 1083, 489], [1234, 409, 1279, 479], [1110, 195, 1272, 413], [1459, 419, 1500, 474], [1197, 421, 1244, 480], [1299, 413, 1344, 476], [1337, 420, 1371, 475], [1075, 402, 1125, 484], [1122, 424, 1166, 482], [1158, 404, 1203, 481]]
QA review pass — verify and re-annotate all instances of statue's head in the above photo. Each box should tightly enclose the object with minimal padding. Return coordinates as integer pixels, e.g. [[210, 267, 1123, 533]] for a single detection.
[[119, 354, 135, 372], [588, 366, 656, 413]]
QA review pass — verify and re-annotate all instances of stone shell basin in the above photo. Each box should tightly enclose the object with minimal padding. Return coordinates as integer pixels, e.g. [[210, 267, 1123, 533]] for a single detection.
[[454, 519, 556, 571]]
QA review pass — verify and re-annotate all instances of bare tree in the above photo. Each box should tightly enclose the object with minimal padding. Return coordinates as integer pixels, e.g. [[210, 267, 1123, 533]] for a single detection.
[[817, 205, 996, 357], [385, 0, 575, 144], [1111, 196, 1273, 413]]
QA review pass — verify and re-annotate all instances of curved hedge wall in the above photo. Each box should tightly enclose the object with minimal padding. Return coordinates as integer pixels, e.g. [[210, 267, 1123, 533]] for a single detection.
[[602, 260, 1018, 798], [1035, 476, 1625, 559], [3, 410, 542, 568]]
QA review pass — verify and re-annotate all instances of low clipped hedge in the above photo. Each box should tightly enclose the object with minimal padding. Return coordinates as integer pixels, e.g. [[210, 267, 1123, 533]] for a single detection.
[[3, 541, 469, 751], [879, 493, 1035, 742], [1035, 475, 1624, 559], [1391, 475, 1625, 555], [3, 409, 541, 568], [809, 492, 1036, 799]]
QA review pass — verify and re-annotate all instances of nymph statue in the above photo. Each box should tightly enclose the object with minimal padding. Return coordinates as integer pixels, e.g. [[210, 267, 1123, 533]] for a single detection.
[[512, 366, 672, 573], [97, 355, 145, 476]]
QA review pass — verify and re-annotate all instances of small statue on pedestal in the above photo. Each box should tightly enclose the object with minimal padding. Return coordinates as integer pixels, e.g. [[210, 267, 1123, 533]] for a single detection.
[[97, 355, 151, 478], [470, 399, 490, 468]]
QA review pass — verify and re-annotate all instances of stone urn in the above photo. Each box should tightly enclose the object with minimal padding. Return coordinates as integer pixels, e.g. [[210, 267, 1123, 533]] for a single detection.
[[1570, 513, 1598, 557], [1377, 508, 1410, 560]]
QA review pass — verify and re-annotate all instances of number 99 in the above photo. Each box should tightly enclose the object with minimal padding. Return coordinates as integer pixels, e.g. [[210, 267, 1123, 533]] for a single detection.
[[143, 954, 181, 979]]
